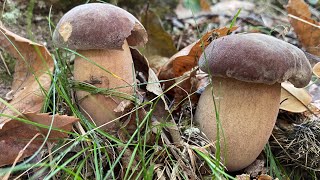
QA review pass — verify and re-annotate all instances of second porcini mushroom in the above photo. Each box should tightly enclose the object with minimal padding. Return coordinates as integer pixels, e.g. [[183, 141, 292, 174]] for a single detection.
[[195, 33, 312, 171], [53, 3, 147, 131]]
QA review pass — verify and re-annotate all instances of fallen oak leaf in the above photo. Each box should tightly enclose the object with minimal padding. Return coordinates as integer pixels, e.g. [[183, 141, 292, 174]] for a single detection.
[[286, 0, 320, 56], [0, 26, 58, 167], [159, 26, 238, 80], [157, 27, 237, 106], [313, 62, 320, 78], [173, 26, 238, 77], [2, 133, 41, 180], [21, 112, 78, 137], [280, 82, 312, 113], [0, 26, 54, 129], [0, 74, 52, 127], [0, 26, 54, 91], [0, 112, 78, 167]]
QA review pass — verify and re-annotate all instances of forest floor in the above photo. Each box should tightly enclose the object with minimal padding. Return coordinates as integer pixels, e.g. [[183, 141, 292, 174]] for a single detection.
[[0, 0, 320, 179]]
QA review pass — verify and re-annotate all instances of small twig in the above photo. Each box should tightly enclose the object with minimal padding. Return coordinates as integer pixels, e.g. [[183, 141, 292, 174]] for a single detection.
[[288, 14, 320, 29], [0, 51, 12, 76]]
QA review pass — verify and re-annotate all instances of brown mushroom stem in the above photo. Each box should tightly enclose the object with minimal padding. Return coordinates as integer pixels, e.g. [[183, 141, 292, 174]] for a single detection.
[[195, 77, 281, 171], [74, 40, 134, 130]]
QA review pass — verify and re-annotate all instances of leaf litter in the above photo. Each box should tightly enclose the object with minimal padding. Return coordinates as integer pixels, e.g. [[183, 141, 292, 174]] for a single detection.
[[0, 26, 78, 166], [0, 0, 320, 179]]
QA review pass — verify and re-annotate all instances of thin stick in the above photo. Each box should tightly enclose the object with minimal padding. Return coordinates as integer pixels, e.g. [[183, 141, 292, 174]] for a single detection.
[[288, 14, 320, 29], [0, 51, 12, 76], [3, 133, 41, 180]]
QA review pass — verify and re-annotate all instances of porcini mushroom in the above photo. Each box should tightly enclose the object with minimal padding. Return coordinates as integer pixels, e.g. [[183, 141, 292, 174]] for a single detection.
[[195, 33, 312, 171], [53, 3, 147, 130]]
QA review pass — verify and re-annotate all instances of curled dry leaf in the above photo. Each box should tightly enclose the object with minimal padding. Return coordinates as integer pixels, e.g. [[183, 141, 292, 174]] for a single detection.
[[130, 48, 182, 144], [287, 0, 320, 56], [147, 67, 182, 144], [159, 26, 238, 81], [0, 112, 78, 167], [158, 27, 237, 106], [313, 62, 320, 78], [0, 27, 76, 167], [280, 82, 312, 113], [257, 174, 272, 180], [147, 69, 168, 109], [0, 26, 54, 127]]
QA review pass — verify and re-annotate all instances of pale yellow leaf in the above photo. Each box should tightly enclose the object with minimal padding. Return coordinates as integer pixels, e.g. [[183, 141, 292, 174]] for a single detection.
[[313, 62, 320, 78], [280, 82, 312, 112]]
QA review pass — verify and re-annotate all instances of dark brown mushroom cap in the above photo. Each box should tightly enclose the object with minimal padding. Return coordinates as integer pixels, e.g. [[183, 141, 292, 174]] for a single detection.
[[52, 3, 148, 50], [198, 33, 312, 88]]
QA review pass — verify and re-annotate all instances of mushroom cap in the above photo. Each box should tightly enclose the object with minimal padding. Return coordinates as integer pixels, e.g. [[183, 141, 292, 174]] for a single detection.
[[198, 33, 312, 88], [52, 3, 148, 50]]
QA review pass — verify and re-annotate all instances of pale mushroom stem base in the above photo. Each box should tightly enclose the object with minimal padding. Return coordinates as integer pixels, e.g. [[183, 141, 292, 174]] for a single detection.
[[195, 77, 281, 171], [74, 40, 134, 131]]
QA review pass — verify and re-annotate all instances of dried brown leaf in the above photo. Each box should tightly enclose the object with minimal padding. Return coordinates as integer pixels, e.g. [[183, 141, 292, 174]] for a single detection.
[[141, 10, 177, 70], [280, 82, 312, 112], [131, 47, 182, 144], [131, 48, 149, 77], [0, 27, 69, 167], [158, 27, 237, 107], [287, 0, 320, 56], [0, 112, 78, 167], [257, 174, 272, 180], [173, 27, 238, 77], [313, 62, 320, 78], [0, 26, 54, 91], [0, 26, 54, 128], [159, 26, 238, 80]]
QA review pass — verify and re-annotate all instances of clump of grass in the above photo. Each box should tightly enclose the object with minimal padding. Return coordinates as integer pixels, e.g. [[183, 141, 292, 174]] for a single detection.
[[270, 111, 320, 179]]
